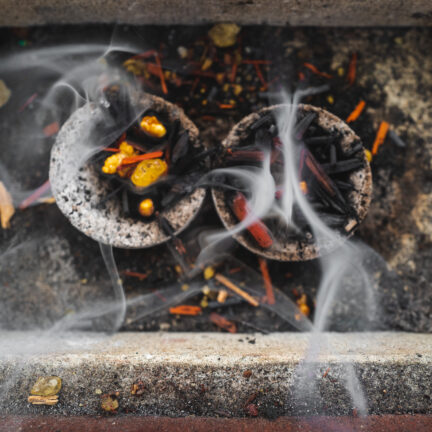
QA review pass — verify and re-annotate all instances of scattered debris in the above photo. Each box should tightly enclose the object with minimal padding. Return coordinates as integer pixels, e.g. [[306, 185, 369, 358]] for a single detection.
[[217, 289, 228, 303], [43, 121, 60, 137], [243, 370, 252, 379], [0, 79, 11, 108], [208, 23, 241, 48], [101, 392, 119, 413], [131, 381, 145, 396], [258, 258, 275, 304], [28, 376, 62, 406], [28, 395, 59, 406], [346, 52, 357, 85], [209, 312, 237, 333], [214, 273, 259, 307], [372, 121, 390, 155], [31, 376, 62, 396], [245, 403, 259, 417], [346, 100, 366, 123], [0, 181, 15, 229], [169, 305, 202, 316]]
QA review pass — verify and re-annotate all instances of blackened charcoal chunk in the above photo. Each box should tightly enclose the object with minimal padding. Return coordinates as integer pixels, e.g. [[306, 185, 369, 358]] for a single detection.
[[99, 83, 133, 124], [254, 128, 273, 148]]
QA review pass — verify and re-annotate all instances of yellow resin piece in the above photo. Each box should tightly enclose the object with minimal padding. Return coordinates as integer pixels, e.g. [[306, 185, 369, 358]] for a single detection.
[[138, 198, 155, 217], [102, 141, 136, 174], [119, 141, 135, 156], [131, 158, 168, 188], [140, 116, 167, 138], [203, 266, 215, 280], [30, 376, 62, 396], [102, 153, 125, 174]]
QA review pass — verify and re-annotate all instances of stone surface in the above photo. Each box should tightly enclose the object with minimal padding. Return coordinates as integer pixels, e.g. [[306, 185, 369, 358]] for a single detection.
[[0, 1, 431, 27], [0, 332, 431, 416]]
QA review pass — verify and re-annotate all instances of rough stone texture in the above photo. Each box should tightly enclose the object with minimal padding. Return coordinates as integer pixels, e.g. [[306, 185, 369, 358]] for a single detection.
[[212, 103, 372, 261], [0, 332, 431, 417], [0, 0, 432, 27], [50, 95, 206, 249]]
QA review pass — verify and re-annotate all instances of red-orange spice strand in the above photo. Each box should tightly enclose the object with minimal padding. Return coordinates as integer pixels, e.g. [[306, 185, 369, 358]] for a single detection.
[[372, 121, 390, 155], [347, 53, 357, 85], [258, 258, 275, 305], [346, 100, 366, 123], [169, 305, 202, 316], [121, 151, 164, 166], [303, 62, 332, 79]]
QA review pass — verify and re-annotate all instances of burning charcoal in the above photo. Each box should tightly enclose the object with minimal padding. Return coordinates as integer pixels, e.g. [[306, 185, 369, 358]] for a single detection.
[[254, 128, 273, 148], [334, 180, 354, 191], [330, 144, 337, 166], [303, 148, 347, 209], [321, 159, 363, 175], [388, 130, 406, 148], [171, 132, 189, 164], [250, 113, 274, 131], [343, 142, 363, 158], [294, 112, 317, 139], [100, 83, 133, 125], [304, 135, 335, 146]]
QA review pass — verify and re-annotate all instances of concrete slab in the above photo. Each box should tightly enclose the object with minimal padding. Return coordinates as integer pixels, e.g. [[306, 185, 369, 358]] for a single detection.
[[0, 1, 432, 27], [0, 332, 431, 417]]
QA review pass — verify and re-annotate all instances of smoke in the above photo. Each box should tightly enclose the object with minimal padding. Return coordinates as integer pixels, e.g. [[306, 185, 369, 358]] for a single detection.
[[0, 28, 388, 420]]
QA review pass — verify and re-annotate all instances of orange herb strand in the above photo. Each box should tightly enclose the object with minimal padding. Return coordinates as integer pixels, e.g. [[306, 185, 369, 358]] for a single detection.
[[258, 258, 275, 305], [155, 54, 168, 95], [371, 121, 390, 155], [347, 53, 357, 85], [103, 148, 120, 152], [303, 63, 332, 79], [218, 104, 234, 109], [230, 62, 238, 83], [169, 305, 202, 316], [253, 62, 267, 87], [210, 312, 237, 333], [120, 151, 164, 166], [346, 100, 366, 123], [123, 271, 149, 280], [242, 59, 272, 65]]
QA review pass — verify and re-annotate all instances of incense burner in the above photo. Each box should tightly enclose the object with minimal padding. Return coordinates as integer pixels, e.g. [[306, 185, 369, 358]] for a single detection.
[[212, 103, 373, 261], [50, 93, 205, 248]]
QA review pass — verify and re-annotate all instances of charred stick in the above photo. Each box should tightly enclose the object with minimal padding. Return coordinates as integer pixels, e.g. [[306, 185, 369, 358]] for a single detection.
[[343, 142, 363, 158], [304, 135, 335, 146], [171, 132, 189, 164], [321, 159, 363, 174], [303, 148, 347, 207], [330, 144, 337, 166], [388, 130, 406, 148], [295, 112, 317, 140], [250, 113, 274, 131]]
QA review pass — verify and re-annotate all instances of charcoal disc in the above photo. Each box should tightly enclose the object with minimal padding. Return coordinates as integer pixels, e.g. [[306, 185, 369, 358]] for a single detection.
[[50, 93, 205, 248], [211, 103, 372, 261]]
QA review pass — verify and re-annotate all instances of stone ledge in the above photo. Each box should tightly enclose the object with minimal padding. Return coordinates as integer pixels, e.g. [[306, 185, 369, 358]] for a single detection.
[[0, 332, 431, 416], [0, 1, 431, 27]]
